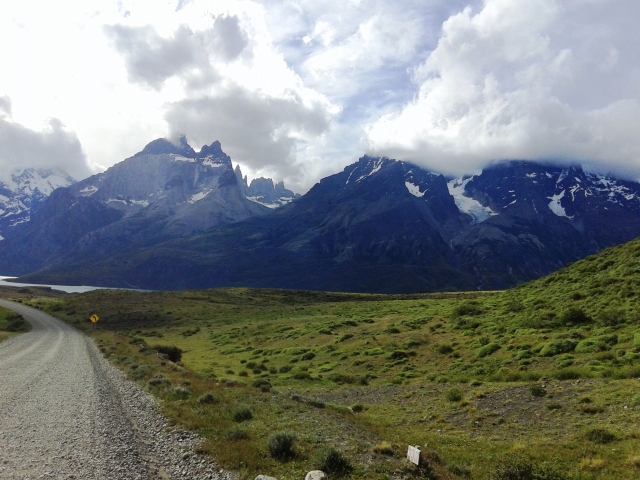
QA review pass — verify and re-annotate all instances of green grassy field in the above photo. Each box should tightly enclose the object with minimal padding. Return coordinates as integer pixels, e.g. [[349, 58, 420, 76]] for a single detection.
[[7, 238, 640, 479]]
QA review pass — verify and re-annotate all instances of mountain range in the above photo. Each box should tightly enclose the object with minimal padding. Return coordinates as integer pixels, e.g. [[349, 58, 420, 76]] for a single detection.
[[2, 138, 640, 293], [0, 168, 75, 240]]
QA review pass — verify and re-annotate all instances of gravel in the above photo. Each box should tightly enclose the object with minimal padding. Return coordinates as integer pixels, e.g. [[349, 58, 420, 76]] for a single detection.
[[0, 299, 235, 480]]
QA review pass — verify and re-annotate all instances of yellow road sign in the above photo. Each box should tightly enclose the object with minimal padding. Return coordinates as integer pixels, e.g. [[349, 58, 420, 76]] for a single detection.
[[90, 314, 99, 324]]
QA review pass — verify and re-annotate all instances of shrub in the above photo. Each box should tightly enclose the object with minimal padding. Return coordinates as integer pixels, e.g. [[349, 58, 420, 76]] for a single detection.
[[351, 403, 364, 412], [389, 350, 409, 360], [445, 388, 463, 402], [293, 371, 312, 380], [538, 340, 576, 357], [476, 343, 501, 358], [251, 379, 272, 390], [197, 392, 219, 405], [301, 352, 316, 361], [529, 384, 546, 397], [436, 343, 454, 354], [172, 386, 190, 400], [561, 307, 591, 325], [152, 345, 183, 363], [372, 442, 394, 456], [453, 301, 484, 317], [267, 432, 296, 461], [148, 375, 170, 387], [233, 407, 253, 423], [315, 447, 353, 477], [585, 428, 616, 444], [493, 455, 568, 480]]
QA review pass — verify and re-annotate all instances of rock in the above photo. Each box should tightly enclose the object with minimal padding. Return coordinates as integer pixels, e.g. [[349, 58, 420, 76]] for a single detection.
[[254, 476, 278, 480], [305, 471, 327, 480]]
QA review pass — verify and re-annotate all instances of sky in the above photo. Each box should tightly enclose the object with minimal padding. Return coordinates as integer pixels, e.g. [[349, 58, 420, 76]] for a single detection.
[[1, 0, 640, 192]]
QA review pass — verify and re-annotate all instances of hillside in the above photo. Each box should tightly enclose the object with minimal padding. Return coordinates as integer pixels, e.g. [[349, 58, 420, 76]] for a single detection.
[[7, 235, 639, 479]]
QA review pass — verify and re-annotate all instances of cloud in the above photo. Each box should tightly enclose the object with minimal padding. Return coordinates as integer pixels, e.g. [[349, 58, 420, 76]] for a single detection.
[[0, 99, 91, 180], [365, 0, 640, 179], [0, 96, 11, 116], [104, 1, 340, 189], [104, 14, 248, 91], [165, 85, 334, 181]]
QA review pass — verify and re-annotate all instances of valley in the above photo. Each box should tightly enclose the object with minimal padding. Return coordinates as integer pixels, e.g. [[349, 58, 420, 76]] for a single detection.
[[3, 235, 640, 479]]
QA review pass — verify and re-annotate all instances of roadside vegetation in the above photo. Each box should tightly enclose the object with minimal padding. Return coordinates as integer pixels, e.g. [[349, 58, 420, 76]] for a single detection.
[[0, 305, 30, 342], [4, 237, 640, 478]]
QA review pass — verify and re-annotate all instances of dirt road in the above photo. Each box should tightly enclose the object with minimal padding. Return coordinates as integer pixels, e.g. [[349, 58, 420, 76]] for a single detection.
[[0, 299, 231, 480]]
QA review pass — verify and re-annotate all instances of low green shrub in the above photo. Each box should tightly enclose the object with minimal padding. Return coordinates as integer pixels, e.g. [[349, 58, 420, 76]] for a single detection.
[[152, 344, 183, 363], [315, 447, 353, 477], [493, 455, 568, 480], [585, 428, 616, 444], [476, 343, 501, 358], [197, 392, 219, 405], [267, 432, 296, 461], [233, 407, 253, 423], [445, 388, 463, 402]]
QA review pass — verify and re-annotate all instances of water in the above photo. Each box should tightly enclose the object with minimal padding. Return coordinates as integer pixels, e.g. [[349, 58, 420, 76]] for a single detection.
[[0, 276, 118, 294]]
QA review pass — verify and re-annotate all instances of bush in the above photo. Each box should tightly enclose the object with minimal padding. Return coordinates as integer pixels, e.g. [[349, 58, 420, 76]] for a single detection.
[[453, 301, 484, 317], [197, 392, 219, 405], [233, 407, 253, 423], [148, 375, 170, 387], [538, 340, 576, 357], [267, 432, 296, 461], [315, 447, 353, 477], [172, 386, 190, 400], [152, 344, 183, 363], [585, 428, 616, 444], [529, 384, 546, 397], [476, 343, 501, 358], [445, 388, 463, 402], [436, 343, 454, 355], [372, 442, 394, 456], [493, 455, 568, 480], [351, 403, 364, 412], [561, 307, 591, 325]]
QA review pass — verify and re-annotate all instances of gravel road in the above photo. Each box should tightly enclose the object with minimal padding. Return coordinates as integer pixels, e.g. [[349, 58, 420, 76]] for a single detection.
[[0, 299, 234, 480]]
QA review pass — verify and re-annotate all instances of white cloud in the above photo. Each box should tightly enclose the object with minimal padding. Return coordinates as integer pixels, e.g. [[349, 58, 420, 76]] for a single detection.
[[366, 0, 640, 179], [0, 100, 91, 180]]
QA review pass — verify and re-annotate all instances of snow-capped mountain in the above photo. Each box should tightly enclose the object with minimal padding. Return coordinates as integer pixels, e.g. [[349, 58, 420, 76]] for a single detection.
[[0, 168, 75, 239], [0, 137, 282, 274], [5, 154, 640, 293]]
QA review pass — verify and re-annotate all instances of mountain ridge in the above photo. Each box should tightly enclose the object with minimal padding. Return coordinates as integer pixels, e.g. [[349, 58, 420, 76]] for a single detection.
[[8, 152, 640, 293]]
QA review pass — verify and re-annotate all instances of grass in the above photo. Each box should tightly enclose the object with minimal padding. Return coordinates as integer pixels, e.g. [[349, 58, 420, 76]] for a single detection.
[[0, 305, 30, 341], [3, 237, 640, 478]]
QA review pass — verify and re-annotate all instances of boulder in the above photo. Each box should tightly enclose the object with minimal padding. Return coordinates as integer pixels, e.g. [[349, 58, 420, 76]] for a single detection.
[[254, 476, 277, 480], [305, 471, 327, 480]]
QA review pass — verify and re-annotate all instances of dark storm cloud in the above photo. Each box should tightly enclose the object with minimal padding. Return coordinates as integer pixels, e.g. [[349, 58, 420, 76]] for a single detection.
[[0, 108, 90, 179]]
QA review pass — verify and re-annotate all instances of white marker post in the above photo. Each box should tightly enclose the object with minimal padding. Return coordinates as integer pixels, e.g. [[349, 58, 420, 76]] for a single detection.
[[407, 445, 421, 466]]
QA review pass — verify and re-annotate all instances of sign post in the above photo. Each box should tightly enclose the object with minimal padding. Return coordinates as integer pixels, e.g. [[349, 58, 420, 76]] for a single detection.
[[407, 445, 421, 466], [90, 314, 99, 329]]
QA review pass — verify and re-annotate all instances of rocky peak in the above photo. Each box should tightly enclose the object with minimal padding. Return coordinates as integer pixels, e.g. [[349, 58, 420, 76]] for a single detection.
[[134, 136, 197, 158]]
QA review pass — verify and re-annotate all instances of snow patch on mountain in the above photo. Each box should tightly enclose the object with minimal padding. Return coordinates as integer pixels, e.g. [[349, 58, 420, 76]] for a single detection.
[[548, 190, 573, 218], [447, 177, 497, 223], [189, 190, 211, 204], [405, 181, 425, 198]]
